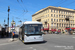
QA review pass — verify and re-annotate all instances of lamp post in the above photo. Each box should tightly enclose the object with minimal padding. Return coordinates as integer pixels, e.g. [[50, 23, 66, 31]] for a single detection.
[[7, 6, 10, 34]]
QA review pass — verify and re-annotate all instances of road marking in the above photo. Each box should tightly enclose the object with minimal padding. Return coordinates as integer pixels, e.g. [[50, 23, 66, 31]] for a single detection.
[[73, 37, 75, 38], [0, 40, 19, 46], [33, 49, 36, 50], [30, 47, 33, 49], [55, 45, 74, 49]]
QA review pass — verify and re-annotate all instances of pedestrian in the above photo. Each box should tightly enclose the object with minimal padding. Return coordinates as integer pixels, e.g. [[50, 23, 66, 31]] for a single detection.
[[55, 31, 57, 34], [12, 32, 15, 39], [57, 30, 60, 34]]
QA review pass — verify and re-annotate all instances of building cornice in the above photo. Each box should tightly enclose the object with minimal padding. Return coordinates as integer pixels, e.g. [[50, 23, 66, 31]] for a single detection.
[[32, 6, 75, 17]]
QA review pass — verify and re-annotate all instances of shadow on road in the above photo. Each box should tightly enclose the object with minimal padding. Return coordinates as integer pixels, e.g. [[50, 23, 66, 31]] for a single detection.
[[14, 34, 18, 38], [25, 40, 47, 45], [0, 32, 18, 39]]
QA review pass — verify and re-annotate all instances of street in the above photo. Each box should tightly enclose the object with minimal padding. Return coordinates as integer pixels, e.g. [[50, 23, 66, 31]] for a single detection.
[[0, 34, 75, 50]]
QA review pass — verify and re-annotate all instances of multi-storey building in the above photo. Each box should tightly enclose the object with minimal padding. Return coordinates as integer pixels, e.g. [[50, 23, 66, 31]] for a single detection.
[[32, 6, 75, 32]]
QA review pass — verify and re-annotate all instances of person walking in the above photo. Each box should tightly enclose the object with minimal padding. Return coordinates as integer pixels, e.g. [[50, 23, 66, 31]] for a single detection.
[[55, 31, 57, 34], [12, 32, 15, 39]]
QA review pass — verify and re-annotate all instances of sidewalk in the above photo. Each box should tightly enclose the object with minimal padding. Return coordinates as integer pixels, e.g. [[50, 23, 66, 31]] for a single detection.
[[0, 38, 18, 44], [0, 33, 19, 44]]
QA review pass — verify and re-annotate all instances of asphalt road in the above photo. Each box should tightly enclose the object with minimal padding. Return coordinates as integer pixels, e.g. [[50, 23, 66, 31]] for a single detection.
[[0, 34, 75, 50]]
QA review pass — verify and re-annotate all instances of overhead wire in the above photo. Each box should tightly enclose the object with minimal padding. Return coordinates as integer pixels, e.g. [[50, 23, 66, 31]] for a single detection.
[[20, 0, 28, 21], [21, 0, 28, 13], [54, 0, 75, 8], [63, 1, 75, 7], [55, 0, 68, 6], [17, 0, 25, 10], [53, 0, 64, 6], [17, 0, 28, 14]]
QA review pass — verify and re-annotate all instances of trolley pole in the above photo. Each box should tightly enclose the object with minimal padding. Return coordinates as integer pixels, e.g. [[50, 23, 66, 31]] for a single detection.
[[7, 6, 10, 36]]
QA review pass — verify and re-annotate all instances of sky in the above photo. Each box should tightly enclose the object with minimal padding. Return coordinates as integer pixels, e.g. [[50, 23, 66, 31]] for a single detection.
[[0, 0, 75, 27]]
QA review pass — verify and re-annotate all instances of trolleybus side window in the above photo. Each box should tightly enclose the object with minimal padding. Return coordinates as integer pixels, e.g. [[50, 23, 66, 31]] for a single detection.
[[25, 25, 27, 34]]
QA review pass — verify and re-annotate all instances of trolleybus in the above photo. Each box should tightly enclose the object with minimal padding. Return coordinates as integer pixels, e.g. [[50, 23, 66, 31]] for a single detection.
[[19, 21, 43, 43]]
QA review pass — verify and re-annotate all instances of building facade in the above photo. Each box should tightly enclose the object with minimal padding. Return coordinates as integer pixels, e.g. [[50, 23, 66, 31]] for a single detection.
[[32, 6, 75, 32]]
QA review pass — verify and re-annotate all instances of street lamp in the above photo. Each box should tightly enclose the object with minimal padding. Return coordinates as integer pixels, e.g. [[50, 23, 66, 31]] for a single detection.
[[7, 6, 10, 34]]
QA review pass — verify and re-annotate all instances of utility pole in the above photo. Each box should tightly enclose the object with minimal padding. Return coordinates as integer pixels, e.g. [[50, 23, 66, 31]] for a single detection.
[[4, 19, 5, 27], [7, 6, 10, 34]]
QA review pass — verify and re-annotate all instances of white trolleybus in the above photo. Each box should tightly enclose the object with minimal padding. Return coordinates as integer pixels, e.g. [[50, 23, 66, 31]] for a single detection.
[[19, 21, 43, 43]]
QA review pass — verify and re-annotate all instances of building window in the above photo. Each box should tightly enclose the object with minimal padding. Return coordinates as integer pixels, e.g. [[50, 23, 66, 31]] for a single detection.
[[61, 11, 63, 14], [64, 11, 65, 14], [51, 9, 53, 12], [54, 10, 55, 13], [66, 16, 68, 18], [64, 20, 65, 22], [59, 23, 61, 27], [62, 24, 63, 27], [57, 15, 58, 17], [48, 19, 49, 21], [57, 19, 58, 22], [59, 15, 60, 17], [54, 23, 56, 26], [46, 15, 47, 17], [54, 14, 55, 17], [57, 23, 58, 27], [51, 14, 53, 17], [46, 10, 47, 13], [56, 10, 58, 13], [59, 19, 61, 22], [67, 24, 68, 26], [62, 19, 63, 22], [46, 19, 47, 21], [66, 12, 67, 14], [71, 24, 72, 27], [45, 11, 46, 13], [73, 21, 74, 23], [60, 19, 62, 22], [64, 15, 65, 18], [48, 14, 49, 17], [51, 23, 53, 26], [48, 10, 49, 13], [54, 19, 55, 21], [51, 19, 53, 21], [46, 24, 47, 27], [73, 24, 74, 27], [62, 15, 63, 18], [59, 11, 60, 13], [64, 24, 65, 27], [73, 16, 74, 18]]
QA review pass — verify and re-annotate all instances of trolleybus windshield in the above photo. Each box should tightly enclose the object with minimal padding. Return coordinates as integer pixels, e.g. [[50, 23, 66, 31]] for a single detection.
[[24, 24, 43, 35]]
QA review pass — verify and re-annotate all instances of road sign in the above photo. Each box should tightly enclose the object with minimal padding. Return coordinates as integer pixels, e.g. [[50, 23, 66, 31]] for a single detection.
[[13, 32, 15, 34], [70, 28, 72, 30]]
